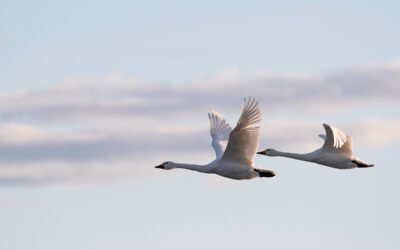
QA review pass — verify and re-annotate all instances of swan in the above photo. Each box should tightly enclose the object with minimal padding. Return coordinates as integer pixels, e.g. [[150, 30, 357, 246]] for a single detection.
[[155, 97, 275, 180], [257, 123, 374, 169]]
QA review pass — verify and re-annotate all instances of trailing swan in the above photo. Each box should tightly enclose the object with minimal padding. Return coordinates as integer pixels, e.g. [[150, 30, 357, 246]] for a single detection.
[[155, 97, 275, 180], [257, 123, 374, 169]]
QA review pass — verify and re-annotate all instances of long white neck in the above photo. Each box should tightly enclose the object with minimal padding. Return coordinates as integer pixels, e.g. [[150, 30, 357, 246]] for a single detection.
[[170, 162, 212, 173], [269, 150, 316, 162]]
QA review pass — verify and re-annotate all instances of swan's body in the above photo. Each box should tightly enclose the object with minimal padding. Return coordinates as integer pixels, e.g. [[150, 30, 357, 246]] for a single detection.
[[258, 123, 374, 169], [155, 98, 275, 180]]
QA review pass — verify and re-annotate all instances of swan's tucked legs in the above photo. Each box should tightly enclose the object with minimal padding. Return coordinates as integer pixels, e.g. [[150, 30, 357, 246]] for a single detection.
[[254, 169, 276, 177]]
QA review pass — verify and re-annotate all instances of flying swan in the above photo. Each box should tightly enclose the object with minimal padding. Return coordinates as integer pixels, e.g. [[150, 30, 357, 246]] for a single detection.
[[257, 123, 374, 169], [155, 97, 275, 180]]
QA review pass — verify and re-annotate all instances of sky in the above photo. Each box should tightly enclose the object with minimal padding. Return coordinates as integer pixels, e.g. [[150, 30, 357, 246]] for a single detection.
[[0, 1, 400, 249]]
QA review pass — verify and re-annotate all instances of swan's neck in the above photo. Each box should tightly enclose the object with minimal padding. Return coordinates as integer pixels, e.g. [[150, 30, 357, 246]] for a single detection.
[[171, 162, 212, 173], [270, 150, 315, 162]]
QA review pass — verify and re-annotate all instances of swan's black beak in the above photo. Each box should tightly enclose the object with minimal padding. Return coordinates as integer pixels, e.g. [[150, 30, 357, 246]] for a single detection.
[[257, 150, 267, 155], [155, 164, 164, 169]]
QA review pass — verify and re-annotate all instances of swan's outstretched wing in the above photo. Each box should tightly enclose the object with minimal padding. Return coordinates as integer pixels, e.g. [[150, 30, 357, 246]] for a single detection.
[[208, 111, 232, 159], [321, 123, 353, 157], [220, 97, 262, 166]]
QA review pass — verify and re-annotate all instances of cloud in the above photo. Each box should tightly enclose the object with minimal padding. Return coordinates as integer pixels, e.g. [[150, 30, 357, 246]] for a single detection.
[[0, 62, 399, 185], [0, 124, 208, 164], [0, 118, 398, 186], [1, 62, 400, 123]]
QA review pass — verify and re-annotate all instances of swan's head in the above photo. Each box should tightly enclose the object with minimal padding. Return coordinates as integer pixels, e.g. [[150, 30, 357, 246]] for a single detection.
[[155, 161, 175, 170], [257, 148, 277, 156]]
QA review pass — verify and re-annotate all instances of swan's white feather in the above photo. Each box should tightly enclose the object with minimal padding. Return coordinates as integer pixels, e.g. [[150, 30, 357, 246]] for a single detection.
[[321, 123, 353, 157], [208, 111, 232, 159], [221, 97, 262, 166]]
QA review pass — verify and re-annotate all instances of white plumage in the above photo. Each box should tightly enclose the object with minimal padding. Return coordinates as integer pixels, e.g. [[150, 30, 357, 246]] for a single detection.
[[155, 97, 275, 180], [208, 111, 232, 159], [258, 123, 374, 169]]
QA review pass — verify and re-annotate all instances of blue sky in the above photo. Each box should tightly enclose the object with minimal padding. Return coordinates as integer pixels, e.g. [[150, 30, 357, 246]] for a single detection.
[[1, 1, 400, 249], [1, 0, 400, 89]]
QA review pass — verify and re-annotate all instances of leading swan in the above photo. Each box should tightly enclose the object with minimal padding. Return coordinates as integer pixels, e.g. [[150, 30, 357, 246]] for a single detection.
[[257, 123, 374, 169], [155, 98, 275, 180]]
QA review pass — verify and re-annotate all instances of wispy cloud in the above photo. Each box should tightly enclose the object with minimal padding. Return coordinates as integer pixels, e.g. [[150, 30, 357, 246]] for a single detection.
[[1, 61, 399, 185], [1, 62, 399, 123]]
